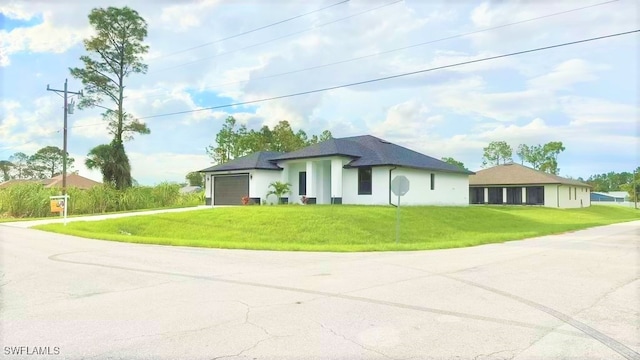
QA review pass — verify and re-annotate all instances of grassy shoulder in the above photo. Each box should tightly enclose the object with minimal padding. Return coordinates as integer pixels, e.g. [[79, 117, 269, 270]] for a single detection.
[[34, 205, 639, 252], [0, 204, 201, 223]]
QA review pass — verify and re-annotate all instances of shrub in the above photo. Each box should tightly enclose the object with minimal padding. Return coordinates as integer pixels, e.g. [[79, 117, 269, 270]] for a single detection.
[[0, 182, 204, 218]]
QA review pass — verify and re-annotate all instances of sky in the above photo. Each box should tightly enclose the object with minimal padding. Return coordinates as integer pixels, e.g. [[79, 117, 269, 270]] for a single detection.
[[0, 0, 638, 185]]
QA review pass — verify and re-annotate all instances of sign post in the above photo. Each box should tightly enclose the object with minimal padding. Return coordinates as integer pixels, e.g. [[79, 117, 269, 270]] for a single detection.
[[50, 195, 69, 225], [390, 175, 410, 244]]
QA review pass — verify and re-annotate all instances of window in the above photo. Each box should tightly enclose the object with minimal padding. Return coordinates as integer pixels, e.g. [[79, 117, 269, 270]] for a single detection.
[[298, 171, 306, 195], [470, 187, 484, 204], [526, 186, 544, 205], [430, 173, 435, 190], [574, 187, 577, 199], [488, 187, 503, 204], [506, 187, 522, 204], [569, 187, 572, 200], [358, 167, 372, 195]]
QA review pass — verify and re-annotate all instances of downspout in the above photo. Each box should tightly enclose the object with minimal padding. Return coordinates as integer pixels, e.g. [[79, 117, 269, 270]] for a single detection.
[[557, 184, 560, 208], [389, 166, 398, 207]]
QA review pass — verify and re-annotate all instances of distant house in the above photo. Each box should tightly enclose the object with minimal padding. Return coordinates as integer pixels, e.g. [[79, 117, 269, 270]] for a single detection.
[[591, 191, 628, 203], [0, 179, 38, 189], [200, 135, 473, 206], [43, 173, 102, 190], [179, 185, 202, 194], [469, 163, 591, 208], [0, 173, 101, 190]]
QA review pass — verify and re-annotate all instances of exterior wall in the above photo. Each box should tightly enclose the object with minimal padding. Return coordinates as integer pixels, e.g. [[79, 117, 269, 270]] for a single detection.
[[342, 166, 469, 206], [470, 184, 591, 208], [543, 185, 560, 208], [203, 169, 281, 205], [471, 184, 591, 208], [554, 184, 591, 208], [205, 161, 471, 206], [285, 162, 307, 203], [342, 167, 390, 205], [278, 156, 348, 204], [204, 173, 212, 205], [250, 170, 282, 204]]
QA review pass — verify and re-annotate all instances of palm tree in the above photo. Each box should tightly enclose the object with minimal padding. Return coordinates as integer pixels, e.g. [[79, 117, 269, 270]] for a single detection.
[[267, 181, 291, 204], [85, 142, 132, 189]]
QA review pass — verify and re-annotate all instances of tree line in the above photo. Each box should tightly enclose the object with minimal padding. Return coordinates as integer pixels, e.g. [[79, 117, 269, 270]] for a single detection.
[[481, 140, 565, 175], [206, 116, 332, 164], [0, 146, 75, 182]]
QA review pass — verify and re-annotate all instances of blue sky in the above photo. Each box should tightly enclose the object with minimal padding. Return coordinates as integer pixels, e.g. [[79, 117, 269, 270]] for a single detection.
[[0, 0, 638, 185]]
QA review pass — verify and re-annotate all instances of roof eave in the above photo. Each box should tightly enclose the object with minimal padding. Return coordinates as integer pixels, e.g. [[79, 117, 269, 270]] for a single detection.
[[200, 166, 282, 173], [344, 163, 474, 174], [271, 153, 359, 162]]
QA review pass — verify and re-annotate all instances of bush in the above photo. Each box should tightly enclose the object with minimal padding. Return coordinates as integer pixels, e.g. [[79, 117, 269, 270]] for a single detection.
[[0, 183, 204, 218]]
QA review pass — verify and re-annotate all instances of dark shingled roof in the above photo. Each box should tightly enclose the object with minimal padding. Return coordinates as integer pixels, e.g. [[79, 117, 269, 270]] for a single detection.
[[272, 135, 473, 174], [199, 151, 283, 172], [469, 163, 590, 187]]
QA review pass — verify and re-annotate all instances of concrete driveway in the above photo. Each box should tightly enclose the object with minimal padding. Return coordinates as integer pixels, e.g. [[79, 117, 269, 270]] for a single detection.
[[1, 220, 638, 359]]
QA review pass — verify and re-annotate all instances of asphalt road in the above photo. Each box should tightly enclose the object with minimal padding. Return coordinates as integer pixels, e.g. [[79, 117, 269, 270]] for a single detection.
[[1, 219, 639, 360]]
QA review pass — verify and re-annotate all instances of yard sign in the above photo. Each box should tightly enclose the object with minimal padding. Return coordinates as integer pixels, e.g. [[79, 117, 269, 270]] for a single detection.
[[50, 195, 69, 226]]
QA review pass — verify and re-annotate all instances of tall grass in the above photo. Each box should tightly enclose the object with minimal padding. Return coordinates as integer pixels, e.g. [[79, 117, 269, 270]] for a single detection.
[[0, 182, 204, 218]]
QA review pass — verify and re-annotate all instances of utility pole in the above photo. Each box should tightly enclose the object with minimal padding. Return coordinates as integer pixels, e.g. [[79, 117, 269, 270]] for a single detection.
[[47, 79, 82, 196]]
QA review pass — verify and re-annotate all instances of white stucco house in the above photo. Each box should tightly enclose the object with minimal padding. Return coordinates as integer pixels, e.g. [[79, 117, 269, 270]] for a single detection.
[[200, 135, 473, 206], [469, 163, 591, 208]]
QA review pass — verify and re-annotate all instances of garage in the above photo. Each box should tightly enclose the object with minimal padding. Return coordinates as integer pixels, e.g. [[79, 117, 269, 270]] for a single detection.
[[213, 174, 249, 205]]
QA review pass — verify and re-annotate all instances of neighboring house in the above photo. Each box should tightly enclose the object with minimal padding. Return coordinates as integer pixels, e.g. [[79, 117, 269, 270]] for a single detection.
[[0, 179, 38, 189], [0, 173, 101, 190], [200, 135, 473, 206], [591, 191, 628, 202], [469, 163, 591, 208], [179, 185, 202, 194], [43, 173, 102, 190]]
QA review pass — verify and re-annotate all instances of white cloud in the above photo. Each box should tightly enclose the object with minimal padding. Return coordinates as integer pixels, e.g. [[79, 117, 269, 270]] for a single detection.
[[562, 96, 639, 126], [0, 3, 37, 20], [0, 0, 636, 180], [0, 13, 90, 66], [371, 99, 439, 138], [158, 0, 221, 32], [128, 151, 211, 185], [70, 116, 111, 141], [527, 59, 607, 91]]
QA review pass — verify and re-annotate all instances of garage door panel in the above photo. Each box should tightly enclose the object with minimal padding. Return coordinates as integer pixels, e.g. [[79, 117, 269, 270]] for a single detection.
[[214, 175, 249, 205]]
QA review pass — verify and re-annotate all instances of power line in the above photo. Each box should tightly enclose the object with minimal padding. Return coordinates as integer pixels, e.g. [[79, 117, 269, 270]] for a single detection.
[[148, 0, 350, 62], [11, 28, 635, 135], [149, 0, 403, 74], [0, 130, 63, 154], [136, 29, 639, 120], [127, 0, 619, 101]]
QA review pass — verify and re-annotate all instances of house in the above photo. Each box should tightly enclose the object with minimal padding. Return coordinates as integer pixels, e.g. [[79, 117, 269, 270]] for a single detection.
[[200, 135, 473, 206], [469, 163, 591, 208], [591, 191, 628, 203], [179, 185, 202, 194], [0, 173, 101, 190], [0, 179, 37, 189], [43, 173, 102, 190]]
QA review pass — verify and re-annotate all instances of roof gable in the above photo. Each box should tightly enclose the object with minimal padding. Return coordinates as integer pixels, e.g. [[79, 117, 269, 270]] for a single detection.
[[45, 173, 102, 189], [469, 163, 590, 187], [200, 151, 283, 172]]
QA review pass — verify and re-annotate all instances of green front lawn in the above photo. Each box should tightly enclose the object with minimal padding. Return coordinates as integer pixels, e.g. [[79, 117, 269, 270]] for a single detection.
[[34, 205, 639, 252]]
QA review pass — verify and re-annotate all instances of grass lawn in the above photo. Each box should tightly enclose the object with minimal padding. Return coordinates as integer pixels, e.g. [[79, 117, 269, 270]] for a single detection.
[[33, 205, 640, 252]]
